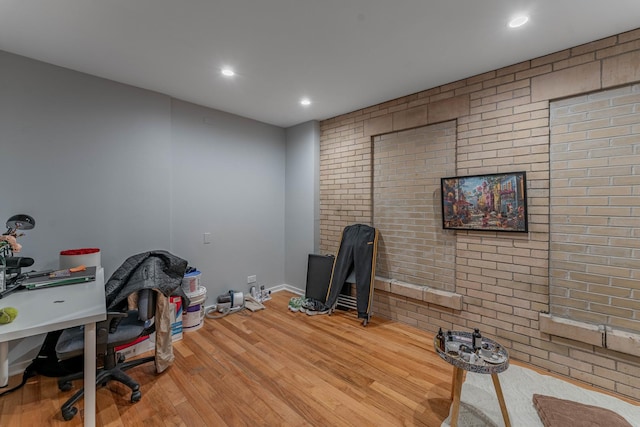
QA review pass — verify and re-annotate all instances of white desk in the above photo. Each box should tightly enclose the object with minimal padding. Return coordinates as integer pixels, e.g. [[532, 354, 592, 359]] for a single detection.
[[0, 268, 106, 427]]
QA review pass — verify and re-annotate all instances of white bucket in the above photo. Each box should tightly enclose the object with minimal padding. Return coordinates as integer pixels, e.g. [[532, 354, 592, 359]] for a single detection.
[[183, 286, 207, 332], [182, 272, 201, 294], [59, 248, 101, 270]]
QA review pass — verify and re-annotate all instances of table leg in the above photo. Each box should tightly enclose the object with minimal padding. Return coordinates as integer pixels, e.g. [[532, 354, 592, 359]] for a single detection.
[[450, 367, 456, 400], [0, 341, 8, 387], [450, 366, 464, 427], [491, 373, 511, 427], [84, 322, 97, 427]]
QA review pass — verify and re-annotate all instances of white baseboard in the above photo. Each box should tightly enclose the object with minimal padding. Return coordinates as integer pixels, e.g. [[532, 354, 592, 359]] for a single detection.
[[202, 284, 303, 313], [269, 284, 304, 295]]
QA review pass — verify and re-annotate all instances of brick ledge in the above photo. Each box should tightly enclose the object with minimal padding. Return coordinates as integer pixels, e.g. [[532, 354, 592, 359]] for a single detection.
[[539, 313, 640, 356], [374, 277, 462, 310]]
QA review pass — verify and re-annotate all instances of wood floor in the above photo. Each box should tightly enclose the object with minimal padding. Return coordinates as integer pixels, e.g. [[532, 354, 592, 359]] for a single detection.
[[0, 291, 634, 426]]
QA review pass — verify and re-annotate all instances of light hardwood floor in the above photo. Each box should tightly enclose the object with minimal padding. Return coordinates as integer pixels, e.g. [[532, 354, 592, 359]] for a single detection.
[[0, 291, 635, 426]]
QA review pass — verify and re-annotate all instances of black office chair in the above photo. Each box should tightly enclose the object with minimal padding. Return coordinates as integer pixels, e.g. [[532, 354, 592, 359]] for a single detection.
[[55, 288, 157, 421]]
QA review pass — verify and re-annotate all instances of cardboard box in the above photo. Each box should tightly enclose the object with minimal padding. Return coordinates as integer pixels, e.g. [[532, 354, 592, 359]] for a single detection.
[[168, 295, 184, 341], [115, 295, 183, 358]]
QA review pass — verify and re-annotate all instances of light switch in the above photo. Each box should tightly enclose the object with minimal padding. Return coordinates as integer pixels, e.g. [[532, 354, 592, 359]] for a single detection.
[[203, 232, 211, 244]]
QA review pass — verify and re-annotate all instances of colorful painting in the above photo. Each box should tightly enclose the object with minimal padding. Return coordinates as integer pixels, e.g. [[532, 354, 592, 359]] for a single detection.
[[441, 172, 528, 232]]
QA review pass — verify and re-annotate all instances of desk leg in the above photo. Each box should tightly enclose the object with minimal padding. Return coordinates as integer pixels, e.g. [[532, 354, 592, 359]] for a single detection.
[[491, 373, 511, 427], [84, 322, 97, 427], [0, 341, 8, 387], [449, 366, 464, 427]]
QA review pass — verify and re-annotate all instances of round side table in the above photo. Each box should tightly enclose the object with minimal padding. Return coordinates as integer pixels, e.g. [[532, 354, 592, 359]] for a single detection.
[[434, 331, 511, 427]]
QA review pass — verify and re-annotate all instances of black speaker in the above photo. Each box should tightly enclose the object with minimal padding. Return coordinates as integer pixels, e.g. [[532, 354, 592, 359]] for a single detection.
[[305, 254, 335, 303]]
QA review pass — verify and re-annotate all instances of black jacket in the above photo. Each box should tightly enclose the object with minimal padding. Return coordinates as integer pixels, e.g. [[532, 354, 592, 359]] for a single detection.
[[105, 250, 189, 311]]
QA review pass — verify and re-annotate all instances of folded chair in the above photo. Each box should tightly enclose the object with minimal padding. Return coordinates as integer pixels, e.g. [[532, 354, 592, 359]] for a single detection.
[[55, 288, 157, 421]]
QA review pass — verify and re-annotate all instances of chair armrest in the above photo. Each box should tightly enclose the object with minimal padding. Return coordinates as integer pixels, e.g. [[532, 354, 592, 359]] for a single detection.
[[96, 311, 131, 356], [106, 311, 128, 320], [105, 311, 128, 333]]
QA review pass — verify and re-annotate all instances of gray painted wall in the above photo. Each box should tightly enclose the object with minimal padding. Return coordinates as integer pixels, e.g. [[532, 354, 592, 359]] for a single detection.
[[284, 121, 320, 290], [170, 99, 286, 299], [0, 50, 290, 372], [0, 50, 172, 275]]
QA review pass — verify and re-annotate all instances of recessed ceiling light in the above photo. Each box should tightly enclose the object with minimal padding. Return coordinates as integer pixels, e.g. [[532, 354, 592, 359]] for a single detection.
[[508, 15, 529, 28], [300, 98, 311, 106], [221, 68, 235, 77]]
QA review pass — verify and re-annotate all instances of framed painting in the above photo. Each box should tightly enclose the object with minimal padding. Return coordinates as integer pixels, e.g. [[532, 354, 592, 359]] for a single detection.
[[441, 171, 528, 232]]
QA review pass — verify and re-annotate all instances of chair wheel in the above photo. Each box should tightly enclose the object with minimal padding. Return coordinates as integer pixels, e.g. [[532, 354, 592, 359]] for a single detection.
[[131, 390, 142, 402], [62, 406, 78, 421], [59, 381, 73, 392]]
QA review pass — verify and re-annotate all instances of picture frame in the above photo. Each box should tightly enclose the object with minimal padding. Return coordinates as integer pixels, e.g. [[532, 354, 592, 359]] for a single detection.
[[441, 171, 528, 232]]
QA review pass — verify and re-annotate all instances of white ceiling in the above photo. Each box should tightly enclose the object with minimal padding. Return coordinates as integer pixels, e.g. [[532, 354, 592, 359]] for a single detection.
[[1, 1, 640, 128]]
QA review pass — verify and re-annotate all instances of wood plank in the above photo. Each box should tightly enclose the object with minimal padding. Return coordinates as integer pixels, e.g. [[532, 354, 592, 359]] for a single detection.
[[2, 290, 637, 426]]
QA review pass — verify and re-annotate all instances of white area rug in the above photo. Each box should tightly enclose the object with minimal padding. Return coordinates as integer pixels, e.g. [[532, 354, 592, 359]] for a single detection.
[[440, 364, 640, 427]]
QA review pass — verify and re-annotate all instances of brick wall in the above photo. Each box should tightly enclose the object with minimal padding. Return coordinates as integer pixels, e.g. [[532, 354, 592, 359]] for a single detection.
[[319, 28, 640, 399], [550, 85, 640, 331], [373, 122, 457, 292]]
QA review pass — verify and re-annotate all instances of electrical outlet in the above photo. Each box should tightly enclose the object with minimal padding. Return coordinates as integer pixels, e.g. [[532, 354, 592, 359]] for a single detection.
[[247, 275, 257, 284], [203, 232, 211, 244]]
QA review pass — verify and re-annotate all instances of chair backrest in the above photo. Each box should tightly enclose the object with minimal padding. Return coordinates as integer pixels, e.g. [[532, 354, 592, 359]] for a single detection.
[[137, 288, 156, 321]]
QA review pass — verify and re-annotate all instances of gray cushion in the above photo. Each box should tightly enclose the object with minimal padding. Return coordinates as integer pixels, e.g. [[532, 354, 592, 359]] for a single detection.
[[56, 311, 147, 360]]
